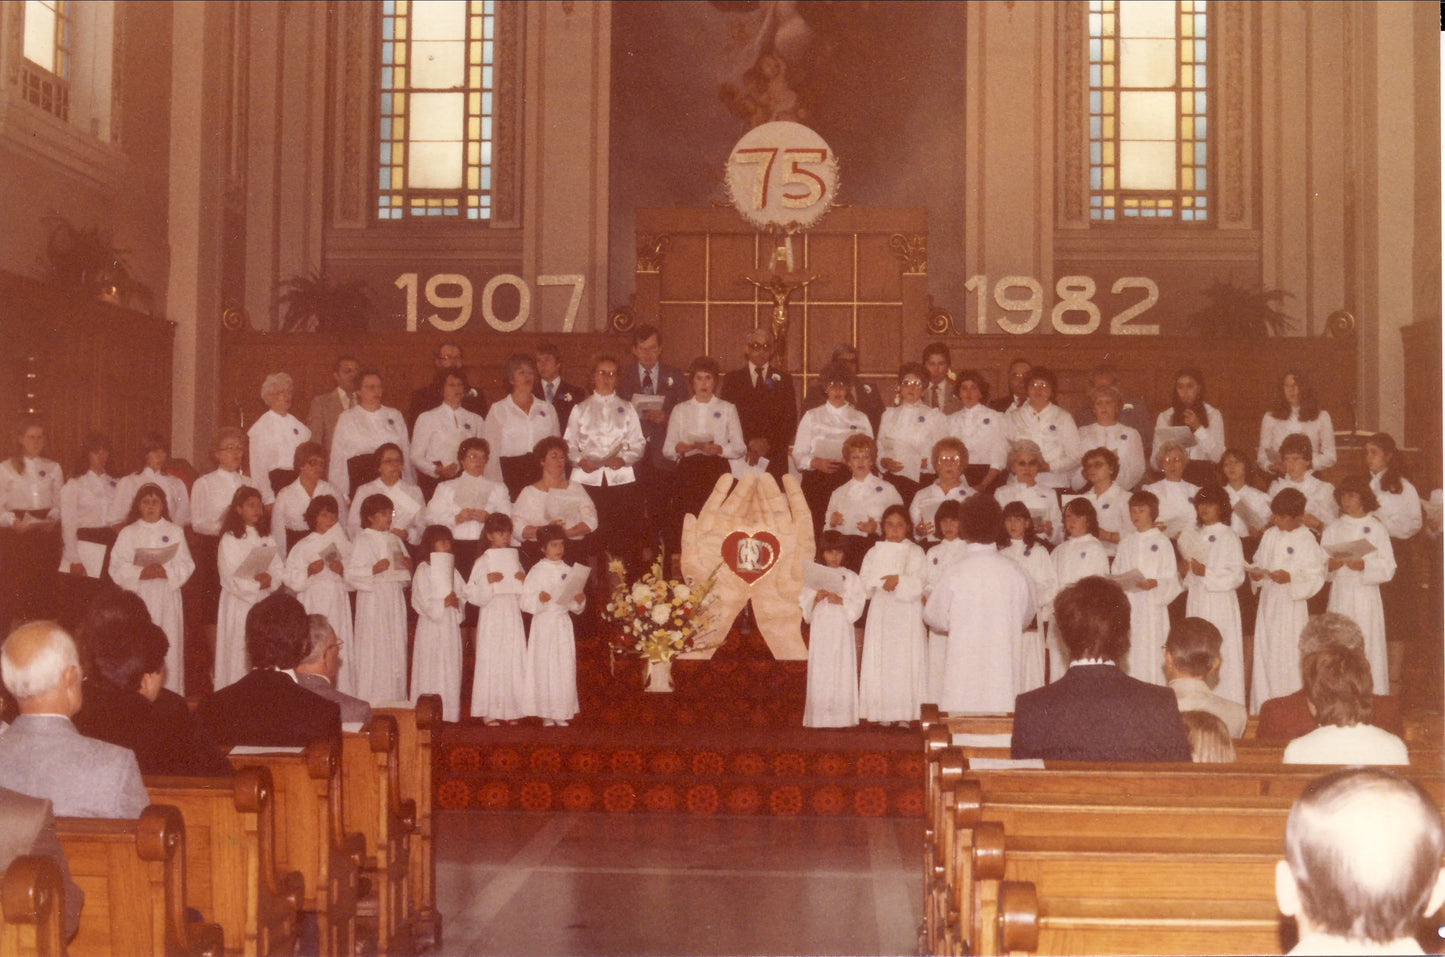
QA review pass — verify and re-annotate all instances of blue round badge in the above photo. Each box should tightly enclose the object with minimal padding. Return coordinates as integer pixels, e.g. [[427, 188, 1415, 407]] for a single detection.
[[917, 415, 925, 423], [1208, 535, 1216, 543], [162, 536, 169, 543], [714, 411, 721, 419], [1150, 544, 1159, 552], [1287, 547, 1294, 555], [983, 418, 991, 425], [875, 487, 883, 493]]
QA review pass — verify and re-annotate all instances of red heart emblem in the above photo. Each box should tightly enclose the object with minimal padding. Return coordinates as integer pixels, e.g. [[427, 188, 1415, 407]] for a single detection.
[[721, 530, 781, 583]]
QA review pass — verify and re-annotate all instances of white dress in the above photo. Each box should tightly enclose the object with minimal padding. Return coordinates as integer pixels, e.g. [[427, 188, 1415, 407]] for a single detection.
[[994, 482, 1064, 546], [216, 527, 283, 689], [1114, 527, 1182, 686], [1250, 525, 1327, 711], [876, 402, 948, 481], [510, 483, 598, 545], [1004, 402, 1081, 489], [465, 551, 530, 721], [424, 473, 512, 543], [329, 404, 413, 491], [108, 518, 195, 694], [347, 477, 427, 544], [945, 404, 1007, 473], [59, 470, 119, 566], [1179, 522, 1247, 705], [410, 403, 486, 480], [189, 468, 258, 536], [410, 560, 466, 722], [800, 565, 865, 727], [922, 543, 1035, 713], [857, 540, 927, 723], [1075, 422, 1146, 492], [482, 395, 561, 484], [1268, 474, 1338, 528], [909, 482, 975, 543], [521, 559, 585, 721], [1257, 409, 1336, 473], [1050, 534, 1111, 681], [108, 468, 191, 527], [1370, 472, 1423, 540], [1143, 478, 1201, 539], [922, 539, 970, 704], [270, 479, 348, 558], [282, 526, 357, 694], [247, 410, 312, 504], [1081, 483, 1131, 559], [1322, 514, 1396, 695], [1152, 403, 1225, 466], [345, 527, 411, 704], [1000, 539, 1057, 692]]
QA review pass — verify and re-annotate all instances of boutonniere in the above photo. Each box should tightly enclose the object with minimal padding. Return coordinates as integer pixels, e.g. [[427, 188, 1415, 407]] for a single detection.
[[1150, 543, 1159, 552], [665, 377, 674, 388], [713, 411, 722, 419], [466, 388, 479, 399], [769, 373, 781, 383]]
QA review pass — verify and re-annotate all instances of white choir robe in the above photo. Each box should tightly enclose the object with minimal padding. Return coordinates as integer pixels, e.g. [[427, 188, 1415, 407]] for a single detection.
[[1051, 534, 1112, 681], [329, 404, 414, 491], [410, 403, 486, 480], [247, 410, 312, 504], [0, 456, 62, 525], [60, 470, 118, 566], [1249, 525, 1327, 711], [1322, 514, 1396, 696], [800, 566, 865, 728], [1143, 478, 1201, 539], [425, 473, 512, 542], [1267, 474, 1338, 528], [109, 468, 191, 527], [465, 554, 529, 721], [270, 479, 348, 558], [1080, 483, 1131, 559], [1369, 472, 1423, 540], [215, 527, 284, 690], [791, 403, 873, 471], [510, 483, 598, 545], [520, 559, 585, 721], [347, 478, 428, 545], [825, 476, 904, 537], [1114, 527, 1181, 686], [1152, 403, 1226, 466], [922, 538, 970, 704], [345, 528, 412, 704], [410, 560, 466, 722], [857, 540, 927, 723], [994, 482, 1064, 546], [922, 543, 1035, 713], [190, 469, 259, 536], [283, 526, 357, 694], [1000, 539, 1057, 692], [662, 396, 746, 463], [563, 395, 645, 486], [910, 482, 975, 543], [945, 405, 1007, 472], [482, 395, 561, 484], [1257, 409, 1336, 473], [1074, 422, 1146, 492], [109, 518, 194, 694], [1180, 522, 1247, 705], [876, 402, 948, 480], [1004, 402, 1081, 488], [1226, 483, 1273, 538]]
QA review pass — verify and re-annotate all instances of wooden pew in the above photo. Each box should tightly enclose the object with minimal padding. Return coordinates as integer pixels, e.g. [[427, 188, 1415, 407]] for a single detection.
[[374, 696, 441, 950], [341, 717, 414, 956], [228, 743, 360, 957], [0, 855, 65, 957], [145, 769, 303, 957], [56, 805, 224, 957]]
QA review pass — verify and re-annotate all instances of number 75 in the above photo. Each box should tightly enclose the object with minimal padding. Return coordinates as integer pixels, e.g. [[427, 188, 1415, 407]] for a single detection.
[[732, 147, 830, 210]]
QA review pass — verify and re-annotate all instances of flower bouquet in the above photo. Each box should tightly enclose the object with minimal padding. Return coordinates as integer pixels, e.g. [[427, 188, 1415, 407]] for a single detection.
[[603, 558, 721, 690]]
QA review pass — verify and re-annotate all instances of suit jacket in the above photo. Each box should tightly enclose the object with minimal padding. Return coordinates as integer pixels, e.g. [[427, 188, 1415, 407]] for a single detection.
[[989, 393, 1028, 414], [617, 362, 688, 469], [1256, 688, 1404, 741], [307, 389, 353, 460], [1011, 664, 1192, 762], [0, 714, 150, 819], [296, 673, 372, 725], [533, 379, 584, 434], [719, 365, 798, 478], [923, 379, 963, 415], [0, 786, 82, 939], [407, 377, 488, 430], [196, 669, 341, 750], [74, 681, 232, 777]]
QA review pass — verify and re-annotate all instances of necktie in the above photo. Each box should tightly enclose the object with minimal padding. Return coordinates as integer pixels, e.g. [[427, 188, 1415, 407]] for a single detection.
[[642, 370, 654, 395], [546, 382, 556, 403], [753, 366, 760, 388]]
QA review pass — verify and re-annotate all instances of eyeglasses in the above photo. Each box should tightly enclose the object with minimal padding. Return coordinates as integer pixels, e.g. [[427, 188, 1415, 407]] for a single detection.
[[936, 455, 963, 464], [595, 370, 617, 378], [746, 340, 770, 349], [218, 445, 245, 453], [900, 378, 925, 388]]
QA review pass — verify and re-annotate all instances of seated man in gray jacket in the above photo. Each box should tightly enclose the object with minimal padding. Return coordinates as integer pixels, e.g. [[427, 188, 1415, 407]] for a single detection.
[[295, 614, 371, 725]]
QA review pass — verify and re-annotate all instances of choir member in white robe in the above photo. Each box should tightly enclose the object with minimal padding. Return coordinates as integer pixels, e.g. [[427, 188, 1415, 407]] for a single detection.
[[1152, 369, 1225, 481], [346, 444, 427, 545], [108, 433, 191, 527], [994, 440, 1063, 545], [909, 438, 975, 543], [215, 487, 284, 690], [921, 505, 970, 706], [1114, 491, 1182, 686], [190, 428, 259, 631], [1178, 486, 1247, 706], [247, 373, 312, 505], [410, 369, 486, 493], [857, 508, 927, 725], [1221, 449, 1273, 543], [1078, 447, 1132, 560], [424, 437, 512, 581], [511, 437, 599, 565], [800, 531, 865, 728], [521, 530, 585, 725], [465, 515, 530, 724], [0, 422, 62, 530], [999, 502, 1057, 693], [282, 495, 356, 695], [410, 528, 467, 723], [1256, 369, 1337, 474], [922, 495, 1035, 713], [1364, 434, 1423, 541], [345, 495, 413, 704], [1074, 385, 1146, 492], [793, 363, 874, 534], [270, 442, 348, 557], [328, 370, 414, 493], [825, 435, 904, 570], [1267, 434, 1337, 534], [59, 435, 118, 573], [482, 355, 561, 496], [1003, 367, 1080, 490], [1143, 441, 1201, 540], [1322, 478, 1397, 696], [109, 484, 194, 694], [564, 356, 648, 569], [1051, 499, 1112, 683], [1248, 489, 1328, 711], [876, 364, 948, 503], [663, 359, 746, 536], [945, 371, 1007, 492]]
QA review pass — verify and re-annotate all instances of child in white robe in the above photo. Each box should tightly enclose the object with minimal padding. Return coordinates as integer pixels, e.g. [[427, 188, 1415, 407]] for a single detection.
[[346, 493, 412, 704], [1248, 488, 1327, 711], [922, 500, 969, 704], [1078, 446, 1131, 560], [825, 433, 904, 570], [994, 440, 1063, 546], [283, 494, 357, 694], [465, 512, 529, 725], [522, 525, 585, 725], [857, 505, 927, 725], [1051, 498, 1111, 683], [1322, 476, 1396, 696], [215, 486, 283, 690], [109, 483, 194, 694], [1266, 433, 1337, 534], [410, 525, 466, 722], [800, 530, 865, 728], [1178, 484, 1247, 705], [998, 501, 1056, 693], [1114, 490, 1182, 686]]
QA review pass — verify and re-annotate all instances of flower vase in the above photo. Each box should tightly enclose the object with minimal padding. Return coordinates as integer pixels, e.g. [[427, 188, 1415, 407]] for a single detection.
[[644, 658, 674, 693]]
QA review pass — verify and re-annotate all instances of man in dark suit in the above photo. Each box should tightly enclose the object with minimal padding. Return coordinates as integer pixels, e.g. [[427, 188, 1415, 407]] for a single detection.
[[1011, 576, 1191, 762], [295, 614, 371, 725], [306, 355, 360, 458], [988, 357, 1032, 412], [197, 593, 341, 749], [718, 327, 797, 482], [533, 343, 584, 434], [922, 342, 962, 414], [405, 340, 489, 429], [616, 324, 688, 556]]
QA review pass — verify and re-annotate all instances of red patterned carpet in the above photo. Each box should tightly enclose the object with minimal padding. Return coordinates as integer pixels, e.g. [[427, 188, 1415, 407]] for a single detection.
[[436, 625, 925, 818]]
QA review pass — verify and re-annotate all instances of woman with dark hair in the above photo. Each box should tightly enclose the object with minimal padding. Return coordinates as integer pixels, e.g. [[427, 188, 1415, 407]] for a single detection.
[[1322, 475, 1396, 695], [410, 368, 486, 501], [793, 361, 874, 535], [1004, 366, 1081, 491], [1258, 368, 1336, 475], [59, 432, 121, 626], [664, 355, 745, 540], [329, 368, 413, 494], [215, 486, 282, 691], [0, 417, 64, 625], [108, 431, 191, 527], [510, 436, 598, 567], [1363, 432, 1423, 660], [946, 369, 1007, 492], [423, 435, 510, 589], [270, 441, 348, 557], [483, 353, 561, 497], [346, 442, 427, 547], [1152, 368, 1224, 484], [563, 354, 646, 573]]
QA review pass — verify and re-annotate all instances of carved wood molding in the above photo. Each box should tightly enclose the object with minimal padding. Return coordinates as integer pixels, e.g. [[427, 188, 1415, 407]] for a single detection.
[[1058, 0, 1087, 226], [635, 234, 671, 274], [492, 1, 520, 226], [1221, 1, 1247, 225], [889, 234, 928, 275]]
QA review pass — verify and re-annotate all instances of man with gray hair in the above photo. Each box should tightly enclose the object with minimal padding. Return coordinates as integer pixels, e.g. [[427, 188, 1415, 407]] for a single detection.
[[295, 614, 371, 725], [1257, 613, 1403, 740], [1277, 767, 1445, 954], [0, 621, 149, 819]]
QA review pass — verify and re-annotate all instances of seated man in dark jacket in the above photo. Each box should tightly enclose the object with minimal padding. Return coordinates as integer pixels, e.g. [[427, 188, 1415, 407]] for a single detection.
[[197, 592, 341, 750], [1011, 576, 1191, 762]]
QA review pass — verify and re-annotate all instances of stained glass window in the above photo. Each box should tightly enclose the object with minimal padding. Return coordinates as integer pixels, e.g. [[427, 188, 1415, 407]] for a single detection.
[[1088, 0, 1208, 223], [21, 0, 71, 122], [378, 0, 495, 220]]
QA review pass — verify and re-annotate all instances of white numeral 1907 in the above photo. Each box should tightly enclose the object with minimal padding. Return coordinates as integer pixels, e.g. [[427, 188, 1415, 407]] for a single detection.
[[394, 272, 586, 333]]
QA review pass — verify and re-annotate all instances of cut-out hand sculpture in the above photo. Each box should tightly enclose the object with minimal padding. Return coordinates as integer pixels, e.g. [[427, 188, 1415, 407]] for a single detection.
[[681, 471, 814, 659]]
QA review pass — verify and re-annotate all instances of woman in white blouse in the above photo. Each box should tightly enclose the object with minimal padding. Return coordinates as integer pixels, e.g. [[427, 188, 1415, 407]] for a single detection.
[[909, 437, 975, 543], [945, 370, 1007, 493], [564, 354, 647, 572], [411, 369, 486, 500], [346, 442, 428, 547], [108, 431, 191, 528], [270, 441, 348, 557], [1075, 385, 1146, 492], [247, 372, 312, 505], [793, 362, 874, 535], [59, 433, 120, 619], [664, 356, 745, 538], [483, 354, 561, 498], [328, 368, 413, 495], [513, 435, 600, 565], [1257, 368, 1336, 475], [424, 435, 512, 583], [1152, 367, 1225, 484], [1364, 432, 1424, 658], [1004, 366, 1080, 491], [0, 418, 65, 622], [1143, 440, 1201, 540], [876, 363, 947, 504]]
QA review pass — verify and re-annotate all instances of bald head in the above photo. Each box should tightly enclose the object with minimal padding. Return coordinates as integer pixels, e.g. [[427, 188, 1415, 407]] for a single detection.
[[1, 621, 82, 715]]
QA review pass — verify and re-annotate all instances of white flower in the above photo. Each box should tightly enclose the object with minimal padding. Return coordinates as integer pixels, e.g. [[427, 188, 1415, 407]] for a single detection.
[[630, 582, 651, 602], [674, 584, 691, 600], [650, 604, 671, 625]]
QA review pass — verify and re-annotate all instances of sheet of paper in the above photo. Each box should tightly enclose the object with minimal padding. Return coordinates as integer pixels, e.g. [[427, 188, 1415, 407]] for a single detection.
[[867, 540, 910, 578], [429, 551, 455, 593], [879, 438, 922, 483], [1323, 538, 1377, 560], [950, 732, 1013, 748], [553, 562, 588, 607], [730, 456, 769, 477], [804, 562, 847, 594], [1159, 514, 1191, 540], [133, 542, 180, 568], [59, 540, 107, 577], [455, 484, 492, 511], [1232, 497, 1268, 532], [1176, 526, 1207, 565], [812, 436, 845, 463], [630, 394, 665, 414], [229, 745, 305, 755], [967, 757, 1046, 770], [544, 490, 586, 527], [1108, 568, 1147, 592], [234, 542, 279, 578], [482, 547, 525, 594], [1154, 425, 1198, 449], [318, 542, 342, 564]]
